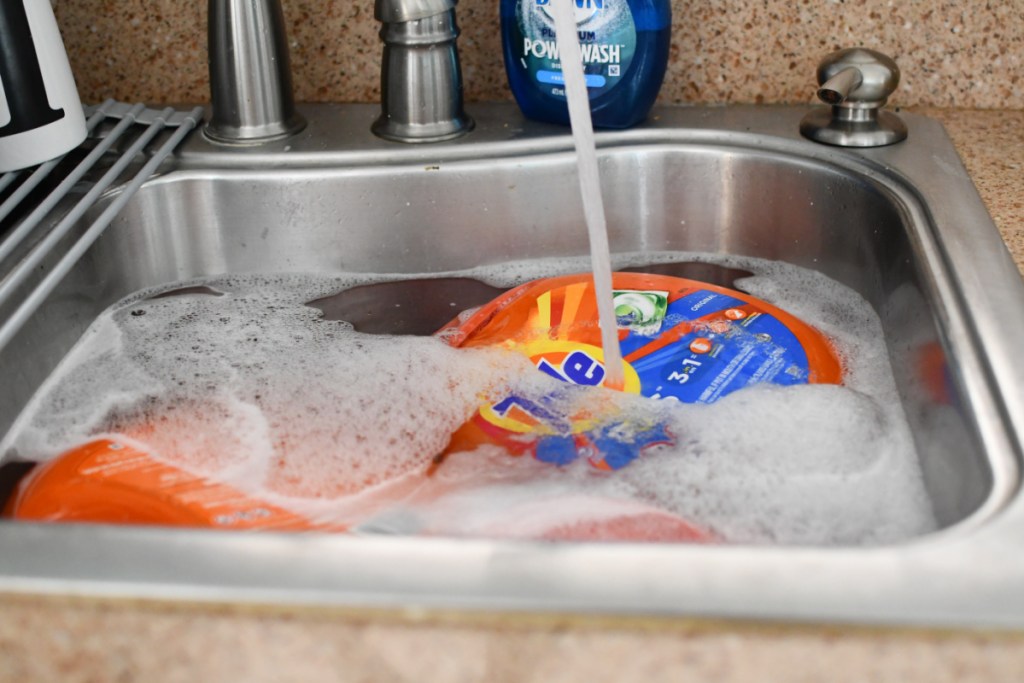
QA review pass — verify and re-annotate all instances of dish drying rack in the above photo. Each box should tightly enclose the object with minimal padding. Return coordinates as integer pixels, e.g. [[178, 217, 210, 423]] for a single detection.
[[0, 100, 203, 355]]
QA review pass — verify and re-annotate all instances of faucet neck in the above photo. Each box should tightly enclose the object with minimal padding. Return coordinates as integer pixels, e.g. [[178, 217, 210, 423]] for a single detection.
[[205, 0, 306, 144]]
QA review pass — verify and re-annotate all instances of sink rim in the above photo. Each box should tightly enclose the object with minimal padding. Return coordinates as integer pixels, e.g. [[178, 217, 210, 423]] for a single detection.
[[1, 103, 1024, 629]]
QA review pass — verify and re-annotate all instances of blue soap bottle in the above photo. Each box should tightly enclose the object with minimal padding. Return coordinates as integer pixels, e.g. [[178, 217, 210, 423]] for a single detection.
[[500, 0, 671, 129]]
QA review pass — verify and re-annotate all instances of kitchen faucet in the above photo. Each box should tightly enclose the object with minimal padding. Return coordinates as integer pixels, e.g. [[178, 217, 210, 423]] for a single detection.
[[205, 0, 306, 143], [204, 0, 470, 144]]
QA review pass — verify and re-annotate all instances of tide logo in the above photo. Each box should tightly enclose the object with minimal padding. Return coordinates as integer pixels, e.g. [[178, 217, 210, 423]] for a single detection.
[[474, 341, 670, 471], [480, 341, 640, 436], [526, 340, 640, 394], [537, 349, 606, 386]]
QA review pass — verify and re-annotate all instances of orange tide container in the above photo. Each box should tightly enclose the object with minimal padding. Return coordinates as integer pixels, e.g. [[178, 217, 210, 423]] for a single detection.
[[439, 272, 842, 471], [3, 438, 329, 531]]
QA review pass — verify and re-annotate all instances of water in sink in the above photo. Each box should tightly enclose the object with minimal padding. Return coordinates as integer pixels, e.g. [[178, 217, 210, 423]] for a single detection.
[[1, 253, 936, 545]]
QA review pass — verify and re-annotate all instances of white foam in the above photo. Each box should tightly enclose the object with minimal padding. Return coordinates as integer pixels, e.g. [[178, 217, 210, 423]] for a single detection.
[[3, 256, 938, 545], [4, 274, 538, 501], [607, 384, 932, 544]]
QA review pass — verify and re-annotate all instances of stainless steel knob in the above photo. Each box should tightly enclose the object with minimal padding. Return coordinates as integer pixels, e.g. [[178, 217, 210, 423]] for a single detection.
[[800, 47, 907, 148]]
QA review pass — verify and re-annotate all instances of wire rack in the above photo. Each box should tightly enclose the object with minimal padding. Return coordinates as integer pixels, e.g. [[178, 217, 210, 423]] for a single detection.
[[0, 100, 203, 355]]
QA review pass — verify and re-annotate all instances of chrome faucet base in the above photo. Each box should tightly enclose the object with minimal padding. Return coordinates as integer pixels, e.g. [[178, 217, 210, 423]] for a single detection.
[[371, 115, 474, 145], [800, 106, 908, 148], [204, 113, 307, 146]]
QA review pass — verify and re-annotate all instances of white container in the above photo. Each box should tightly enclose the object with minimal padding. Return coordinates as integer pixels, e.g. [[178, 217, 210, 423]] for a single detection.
[[0, 0, 87, 173]]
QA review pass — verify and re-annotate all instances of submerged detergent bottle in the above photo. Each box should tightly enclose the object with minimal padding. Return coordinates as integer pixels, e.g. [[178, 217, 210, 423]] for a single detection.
[[501, 0, 671, 128]]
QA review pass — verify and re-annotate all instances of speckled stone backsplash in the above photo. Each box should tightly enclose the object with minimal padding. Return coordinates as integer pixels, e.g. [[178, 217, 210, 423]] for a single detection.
[[52, 0, 1024, 109]]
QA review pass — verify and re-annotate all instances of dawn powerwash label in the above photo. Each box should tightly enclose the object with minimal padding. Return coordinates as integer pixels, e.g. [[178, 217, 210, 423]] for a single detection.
[[513, 0, 637, 99]]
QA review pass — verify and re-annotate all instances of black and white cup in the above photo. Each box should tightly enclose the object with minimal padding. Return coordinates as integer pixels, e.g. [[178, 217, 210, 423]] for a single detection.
[[0, 0, 87, 173]]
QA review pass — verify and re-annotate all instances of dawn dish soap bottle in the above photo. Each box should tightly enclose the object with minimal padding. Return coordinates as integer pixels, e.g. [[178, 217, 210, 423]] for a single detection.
[[501, 0, 671, 129]]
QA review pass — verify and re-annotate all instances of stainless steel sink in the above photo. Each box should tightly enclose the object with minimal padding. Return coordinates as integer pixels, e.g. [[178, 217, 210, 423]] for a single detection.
[[1, 104, 1023, 628]]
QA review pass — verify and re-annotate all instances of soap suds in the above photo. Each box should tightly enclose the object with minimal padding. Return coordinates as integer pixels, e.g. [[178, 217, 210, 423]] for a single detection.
[[1, 255, 938, 545]]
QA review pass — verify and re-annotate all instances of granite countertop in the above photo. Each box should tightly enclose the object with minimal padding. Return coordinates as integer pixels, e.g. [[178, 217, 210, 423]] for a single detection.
[[53, 1, 1024, 112], [2, 108, 1023, 681]]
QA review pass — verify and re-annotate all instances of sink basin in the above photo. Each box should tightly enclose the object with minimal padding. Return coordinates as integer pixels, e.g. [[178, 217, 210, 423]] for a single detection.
[[1, 104, 1023, 627]]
